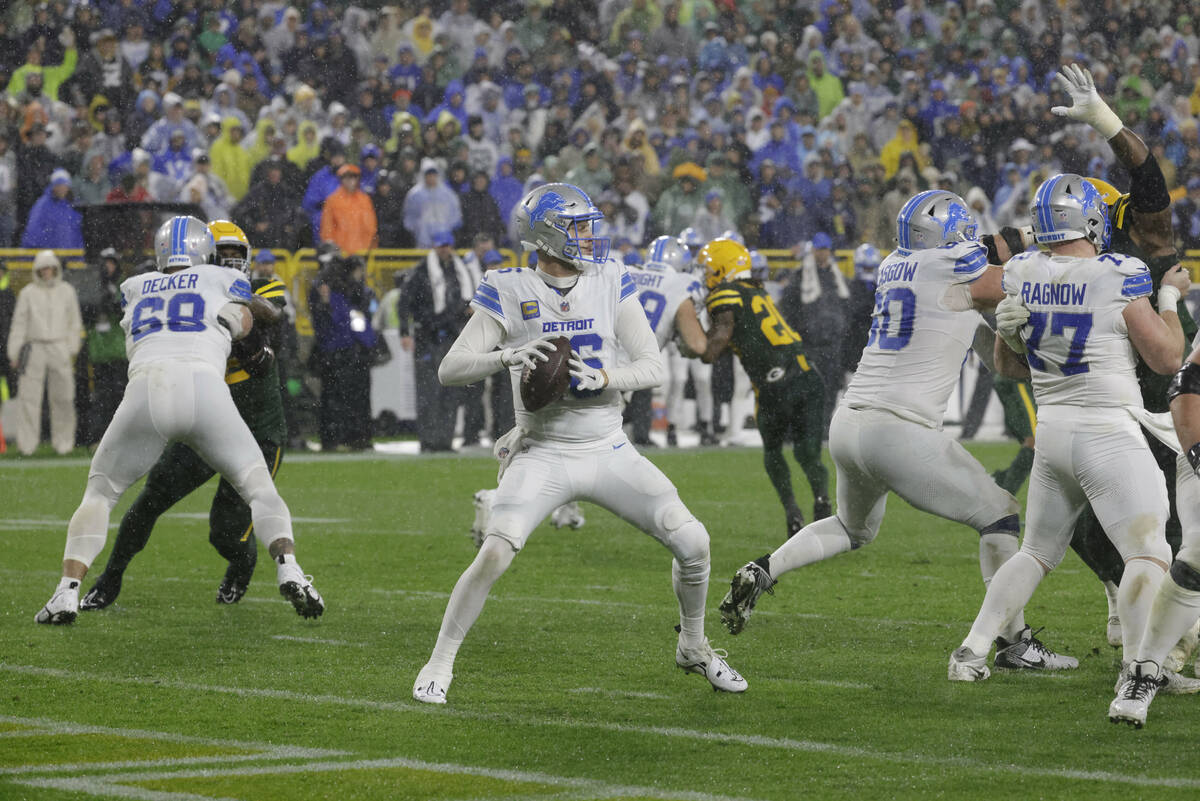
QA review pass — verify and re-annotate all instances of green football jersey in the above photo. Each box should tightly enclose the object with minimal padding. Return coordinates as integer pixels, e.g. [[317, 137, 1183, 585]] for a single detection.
[[226, 277, 287, 443], [706, 279, 812, 388], [1108, 199, 1198, 411]]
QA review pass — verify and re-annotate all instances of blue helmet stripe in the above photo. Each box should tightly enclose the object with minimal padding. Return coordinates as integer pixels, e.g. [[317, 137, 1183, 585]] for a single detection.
[[1038, 175, 1063, 236], [896, 192, 928, 251]]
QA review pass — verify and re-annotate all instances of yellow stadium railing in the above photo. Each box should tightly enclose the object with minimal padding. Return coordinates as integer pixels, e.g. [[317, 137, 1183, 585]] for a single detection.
[[6, 248, 1200, 335]]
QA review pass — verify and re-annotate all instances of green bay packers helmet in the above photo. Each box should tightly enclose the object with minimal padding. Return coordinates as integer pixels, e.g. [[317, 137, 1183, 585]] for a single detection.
[[208, 219, 251, 274], [697, 237, 751, 290]]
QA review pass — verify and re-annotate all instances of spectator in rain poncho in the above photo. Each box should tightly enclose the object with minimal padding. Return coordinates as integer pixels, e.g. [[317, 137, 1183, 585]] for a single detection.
[[807, 51, 844, 119], [403, 159, 463, 248], [209, 117, 253, 201], [178, 152, 232, 221], [22, 170, 83, 248], [288, 121, 320, 170], [879, 120, 928, 179], [489, 156, 523, 233], [140, 93, 201, 156], [964, 186, 999, 235], [153, 129, 195, 189]]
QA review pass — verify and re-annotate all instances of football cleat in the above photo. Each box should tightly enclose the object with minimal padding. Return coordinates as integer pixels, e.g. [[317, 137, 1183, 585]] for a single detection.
[[80, 571, 123, 611], [1163, 618, 1200, 674], [676, 639, 747, 693], [993, 626, 1078, 671], [1109, 660, 1166, 728], [470, 489, 495, 548], [550, 501, 586, 530], [276, 559, 324, 619], [699, 429, 719, 447], [666, 424, 678, 447], [813, 496, 832, 521], [413, 678, 449, 704], [948, 646, 990, 681], [35, 581, 80, 625], [719, 557, 775, 635], [786, 507, 805, 539], [1106, 614, 1122, 648], [1161, 668, 1200, 695], [216, 577, 250, 605]]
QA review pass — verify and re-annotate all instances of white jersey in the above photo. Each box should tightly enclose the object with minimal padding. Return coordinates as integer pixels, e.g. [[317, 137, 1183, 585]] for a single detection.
[[626, 264, 704, 349], [471, 259, 639, 444], [1002, 249, 1151, 408], [120, 264, 252, 375], [842, 241, 989, 427]]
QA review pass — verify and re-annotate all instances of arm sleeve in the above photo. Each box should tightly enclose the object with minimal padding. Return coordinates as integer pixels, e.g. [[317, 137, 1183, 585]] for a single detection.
[[605, 295, 664, 391], [437, 309, 507, 386]]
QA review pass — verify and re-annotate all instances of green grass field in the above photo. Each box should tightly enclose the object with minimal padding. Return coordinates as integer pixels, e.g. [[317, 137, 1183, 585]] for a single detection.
[[3, 443, 1200, 801]]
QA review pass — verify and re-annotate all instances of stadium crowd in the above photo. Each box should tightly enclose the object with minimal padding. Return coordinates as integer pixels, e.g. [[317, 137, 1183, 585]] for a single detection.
[[4, 0, 1200, 454]]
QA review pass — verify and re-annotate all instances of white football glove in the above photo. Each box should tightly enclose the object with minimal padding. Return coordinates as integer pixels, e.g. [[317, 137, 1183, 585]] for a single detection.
[[1050, 64, 1124, 139], [995, 294, 1030, 353], [500, 335, 558, 370], [568, 352, 608, 391]]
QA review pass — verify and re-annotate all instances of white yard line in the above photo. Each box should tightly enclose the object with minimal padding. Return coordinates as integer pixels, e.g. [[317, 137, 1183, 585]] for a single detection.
[[2, 664, 1197, 789], [269, 635, 363, 647], [13, 756, 766, 801], [567, 687, 672, 700]]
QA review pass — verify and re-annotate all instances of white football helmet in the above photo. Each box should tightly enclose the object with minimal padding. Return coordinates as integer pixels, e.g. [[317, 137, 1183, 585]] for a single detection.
[[1030, 173, 1111, 250], [895, 190, 978, 251], [646, 234, 688, 271]]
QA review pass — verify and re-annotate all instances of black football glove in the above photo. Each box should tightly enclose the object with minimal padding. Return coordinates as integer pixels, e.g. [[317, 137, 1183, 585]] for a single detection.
[[239, 344, 275, 378]]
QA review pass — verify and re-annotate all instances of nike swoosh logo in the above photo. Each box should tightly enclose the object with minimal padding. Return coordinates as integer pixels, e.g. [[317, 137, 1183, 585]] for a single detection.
[[613, 443, 626, 450]]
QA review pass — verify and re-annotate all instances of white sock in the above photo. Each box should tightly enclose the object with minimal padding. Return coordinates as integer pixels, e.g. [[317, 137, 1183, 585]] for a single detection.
[[1117, 559, 1167, 663], [57, 577, 80, 593], [672, 558, 707, 652], [1137, 574, 1200, 666], [1103, 580, 1120, 618], [979, 532, 1025, 640], [421, 539, 515, 683], [768, 515, 853, 578], [962, 551, 1045, 655]]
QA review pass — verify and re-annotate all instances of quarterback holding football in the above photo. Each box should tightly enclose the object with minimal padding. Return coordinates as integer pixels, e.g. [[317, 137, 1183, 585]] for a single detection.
[[412, 183, 745, 704]]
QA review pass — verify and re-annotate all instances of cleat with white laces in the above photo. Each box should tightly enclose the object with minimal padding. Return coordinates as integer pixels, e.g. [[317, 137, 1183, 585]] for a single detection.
[[276, 558, 324, 619], [1109, 660, 1167, 728], [993, 626, 1078, 671], [470, 489, 495, 548], [1106, 615, 1122, 648], [1164, 618, 1200, 674], [36, 581, 80, 625], [413, 678, 449, 704], [80, 572, 122, 611], [948, 646, 990, 681], [550, 502, 585, 530], [719, 557, 775, 635], [676, 639, 747, 693]]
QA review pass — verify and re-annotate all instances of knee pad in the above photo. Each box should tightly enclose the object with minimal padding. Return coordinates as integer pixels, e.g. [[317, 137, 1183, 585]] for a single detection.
[[1170, 557, 1200, 591], [658, 501, 709, 570]]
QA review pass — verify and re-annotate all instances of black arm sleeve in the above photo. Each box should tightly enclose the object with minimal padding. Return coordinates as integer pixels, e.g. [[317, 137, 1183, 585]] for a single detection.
[[1129, 154, 1171, 214]]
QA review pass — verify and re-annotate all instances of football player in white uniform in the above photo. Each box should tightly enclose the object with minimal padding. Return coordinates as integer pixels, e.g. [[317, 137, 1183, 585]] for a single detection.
[[35, 216, 323, 625], [1118, 340, 1200, 725], [672, 227, 717, 445], [949, 175, 1188, 695], [469, 236, 709, 542], [413, 184, 745, 704], [718, 190, 1074, 672]]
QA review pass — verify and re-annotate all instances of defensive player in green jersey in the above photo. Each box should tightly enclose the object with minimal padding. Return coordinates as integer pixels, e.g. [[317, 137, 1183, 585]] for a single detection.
[[1051, 65, 1199, 652], [690, 237, 830, 537], [80, 221, 293, 610]]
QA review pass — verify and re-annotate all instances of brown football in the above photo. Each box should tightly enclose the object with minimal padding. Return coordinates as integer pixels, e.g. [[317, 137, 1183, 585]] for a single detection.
[[520, 336, 573, 411]]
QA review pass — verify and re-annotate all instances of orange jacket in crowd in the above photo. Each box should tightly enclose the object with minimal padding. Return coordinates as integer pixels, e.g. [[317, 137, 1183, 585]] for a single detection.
[[319, 187, 378, 253]]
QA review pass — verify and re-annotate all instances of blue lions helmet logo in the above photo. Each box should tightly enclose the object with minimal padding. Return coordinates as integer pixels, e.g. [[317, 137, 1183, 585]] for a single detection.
[[941, 201, 974, 240], [528, 191, 567, 231]]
